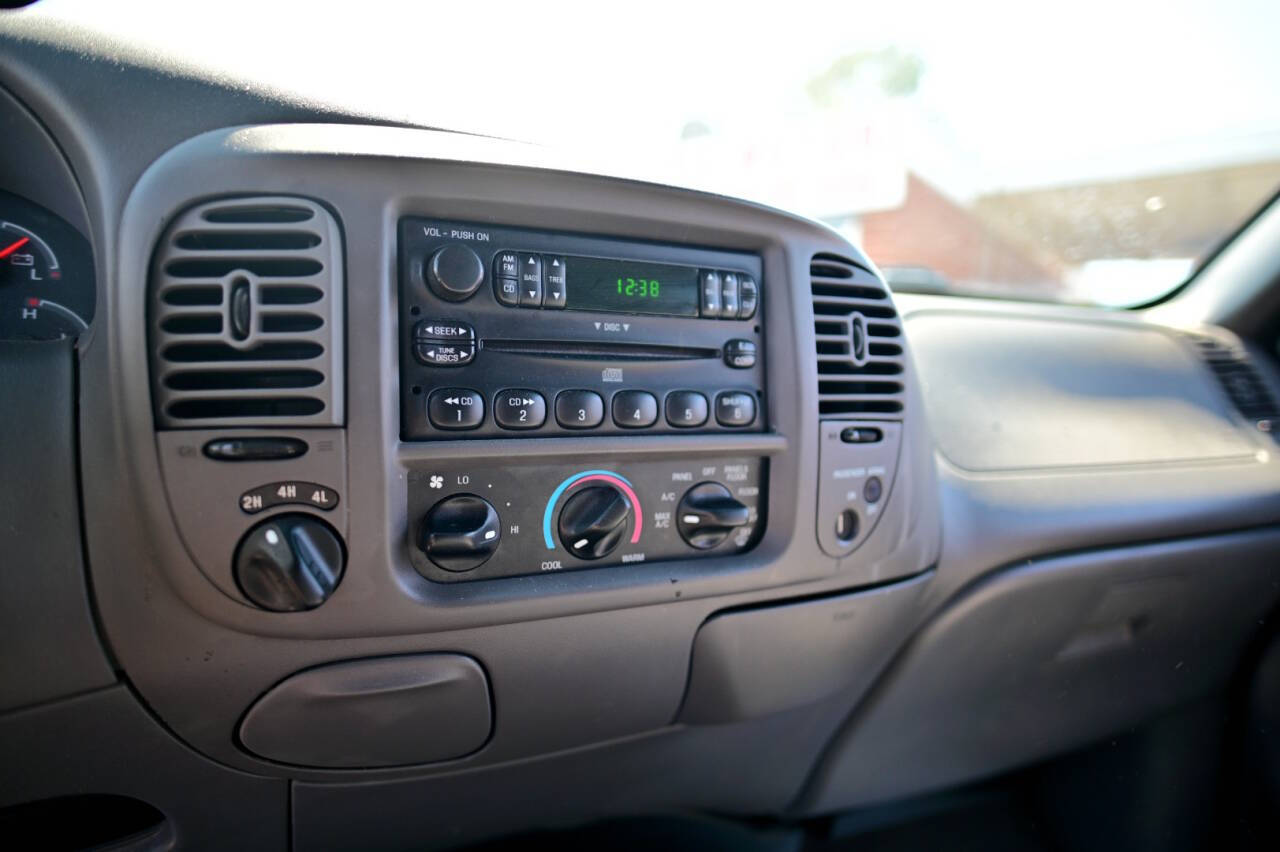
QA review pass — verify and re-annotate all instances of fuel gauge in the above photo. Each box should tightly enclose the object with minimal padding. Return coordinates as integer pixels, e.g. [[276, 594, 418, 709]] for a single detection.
[[0, 190, 95, 341]]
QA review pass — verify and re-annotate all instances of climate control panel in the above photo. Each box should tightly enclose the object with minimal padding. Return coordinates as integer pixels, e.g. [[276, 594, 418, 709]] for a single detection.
[[407, 456, 765, 582]]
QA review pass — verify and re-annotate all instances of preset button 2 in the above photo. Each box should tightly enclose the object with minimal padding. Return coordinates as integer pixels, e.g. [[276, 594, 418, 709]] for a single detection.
[[494, 389, 547, 430]]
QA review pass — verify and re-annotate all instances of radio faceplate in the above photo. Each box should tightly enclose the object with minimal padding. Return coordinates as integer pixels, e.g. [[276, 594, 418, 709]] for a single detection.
[[398, 219, 766, 440]]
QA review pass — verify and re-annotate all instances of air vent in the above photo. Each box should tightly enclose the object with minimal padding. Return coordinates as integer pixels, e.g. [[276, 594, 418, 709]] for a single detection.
[[149, 197, 344, 428], [1181, 330, 1280, 432], [811, 253, 905, 416]]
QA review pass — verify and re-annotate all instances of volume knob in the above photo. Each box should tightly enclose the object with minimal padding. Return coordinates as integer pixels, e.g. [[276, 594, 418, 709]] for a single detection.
[[425, 244, 484, 302], [557, 486, 632, 560]]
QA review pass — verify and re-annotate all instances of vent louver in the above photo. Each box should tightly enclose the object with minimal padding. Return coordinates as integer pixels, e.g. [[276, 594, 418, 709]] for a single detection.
[[811, 253, 905, 416], [149, 197, 344, 428], [1181, 330, 1280, 432]]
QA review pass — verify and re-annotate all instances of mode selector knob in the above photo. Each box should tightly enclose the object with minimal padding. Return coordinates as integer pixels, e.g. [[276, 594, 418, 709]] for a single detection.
[[677, 482, 750, 550], [426, 243, 485, 302], [558, 486, 632, 560], [234, 513, 346, 612], [419, 494, 501, 572]]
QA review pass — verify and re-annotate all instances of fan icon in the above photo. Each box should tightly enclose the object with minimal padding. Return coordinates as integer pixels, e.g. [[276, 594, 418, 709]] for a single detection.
[[429, 475, 444, 489]]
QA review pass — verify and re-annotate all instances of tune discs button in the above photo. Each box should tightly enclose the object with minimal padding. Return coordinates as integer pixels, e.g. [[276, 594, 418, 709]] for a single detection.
[[555, 390, 604, 429], [611, 390, 658, 428], [414, 342, 474, 366], [428, 388, 485, 430], [494, 389, 547, 430]]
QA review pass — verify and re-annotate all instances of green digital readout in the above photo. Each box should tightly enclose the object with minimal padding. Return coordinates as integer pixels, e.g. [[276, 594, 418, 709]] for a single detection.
[[616, 277, 661, 298], [566, 256, 699, 316]]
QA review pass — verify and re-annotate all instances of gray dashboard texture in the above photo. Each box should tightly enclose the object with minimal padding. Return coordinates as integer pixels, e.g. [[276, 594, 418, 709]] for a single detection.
[[907, 311, 1258, 470], [0, 339, 115, 711]]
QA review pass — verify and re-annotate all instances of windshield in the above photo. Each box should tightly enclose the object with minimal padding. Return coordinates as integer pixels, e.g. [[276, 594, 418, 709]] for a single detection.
[[42, 0, 1280, 306]]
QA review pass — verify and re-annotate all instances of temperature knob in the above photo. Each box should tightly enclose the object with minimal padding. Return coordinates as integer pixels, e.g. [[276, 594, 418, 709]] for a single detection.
[[425, 243, 484, 302], [558, 486, 632, 560], [419, 494, 502, 572], [677, 482, 750, 550], [234, 514, 345, 611]]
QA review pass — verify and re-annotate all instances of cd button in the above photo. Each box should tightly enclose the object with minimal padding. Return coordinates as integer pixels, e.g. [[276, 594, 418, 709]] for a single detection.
[[543, 256, 567, 309], [700, 270, 722, 317], [720, 272, 740, 318], [715, 391, 757, 427], [519, 254, 543, 307], [611, 390, 658, 428], [555, 390, 605, 429], [665, 391, 709, 428], [496, 276, 520, 306], [494, 389, 547, 429], [428, 388, 485, 430]]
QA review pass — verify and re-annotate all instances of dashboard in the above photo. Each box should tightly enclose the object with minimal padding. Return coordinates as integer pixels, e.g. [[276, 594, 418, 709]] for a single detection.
[[0, 14, 1278, 852]]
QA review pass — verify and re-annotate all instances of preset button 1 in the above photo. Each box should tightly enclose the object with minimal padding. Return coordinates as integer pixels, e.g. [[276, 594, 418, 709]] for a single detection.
[[428, 388, 485, 430]]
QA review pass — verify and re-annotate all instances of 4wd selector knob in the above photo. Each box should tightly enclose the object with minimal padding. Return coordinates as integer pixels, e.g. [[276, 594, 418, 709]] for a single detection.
[[426, 243, 484, 302], [419, 494, 501, 572], [677, 482, 750, 550], [234, 513, 345, 611], [558, 486, 632, 560]]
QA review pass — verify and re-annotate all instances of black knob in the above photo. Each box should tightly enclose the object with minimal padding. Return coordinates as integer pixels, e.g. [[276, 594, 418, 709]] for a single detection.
[[426, 244, 484, 302], [677, 482, 750, 550], [558, 486, 632, 560], [234, 513, 345, 611], [419, 494, 501, 572]]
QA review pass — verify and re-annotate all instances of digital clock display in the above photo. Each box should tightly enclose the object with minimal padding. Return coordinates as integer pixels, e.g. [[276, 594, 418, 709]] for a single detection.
[[565, 256, 700, 317]]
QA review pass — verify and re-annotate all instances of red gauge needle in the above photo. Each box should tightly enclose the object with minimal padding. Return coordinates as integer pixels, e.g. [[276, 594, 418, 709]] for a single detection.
[[0, 236, 30, 259]]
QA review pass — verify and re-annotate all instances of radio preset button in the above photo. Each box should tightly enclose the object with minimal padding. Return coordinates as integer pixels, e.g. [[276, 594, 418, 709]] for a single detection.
[[724, 339, 757, 369], [494, 389, 547, 430], [699, 270, 722, 317], [612, 390, 658, 428], [555, 390, 605, 429], [720, 272, 741, 318], [543, 256, 567, 309], [739, 274, 759, 319], [665, 391, 709, 428], [715, 391, 757, 427], [519, 254, 543, 307], [428, 388, 485, 430]]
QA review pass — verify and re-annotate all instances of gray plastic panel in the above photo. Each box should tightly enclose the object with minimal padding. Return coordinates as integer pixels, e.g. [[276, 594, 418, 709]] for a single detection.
[[906, 311, 1259, 471], [816, 420, 903, 558], [800, 527, 1280, 812], [679, 572, 930, 724], [0, 686, 287, 851], [0, 340, 115, 712], [239, 654, 491, 768]]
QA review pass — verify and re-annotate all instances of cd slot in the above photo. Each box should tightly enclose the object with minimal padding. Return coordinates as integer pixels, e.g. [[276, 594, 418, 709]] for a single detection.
[[482, 339, 717, 362]]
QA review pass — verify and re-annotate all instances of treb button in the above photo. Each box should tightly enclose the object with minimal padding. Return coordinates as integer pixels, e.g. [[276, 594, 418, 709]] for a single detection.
[[543, 256, 567, 309], [720, 272, 741, 318]]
